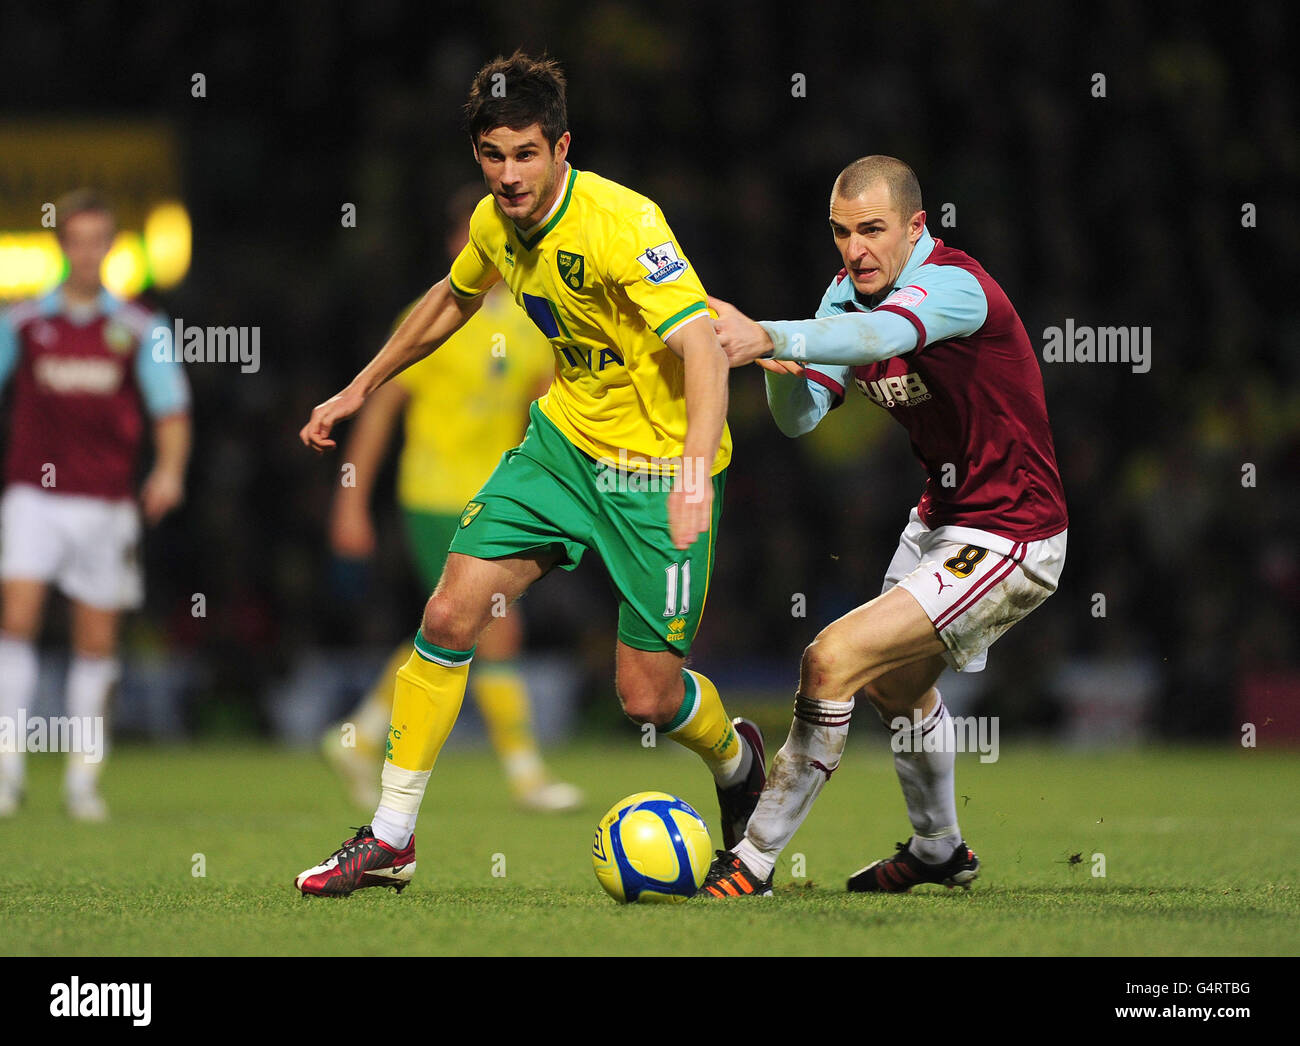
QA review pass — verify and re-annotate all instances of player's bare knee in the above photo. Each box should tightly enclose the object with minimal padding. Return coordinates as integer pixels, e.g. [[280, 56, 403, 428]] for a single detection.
[[800, 635, 864, 700], [615, 677, 679, 727], [419, 594, 479, 652], [616, 688, 658, 725]]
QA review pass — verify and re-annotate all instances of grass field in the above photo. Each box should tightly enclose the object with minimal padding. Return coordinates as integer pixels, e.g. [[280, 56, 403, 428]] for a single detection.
[[2, 735, 1297, 957]]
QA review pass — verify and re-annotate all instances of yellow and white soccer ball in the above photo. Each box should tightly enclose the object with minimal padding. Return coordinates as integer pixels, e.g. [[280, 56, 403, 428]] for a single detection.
[[591, 791, 713, 903]]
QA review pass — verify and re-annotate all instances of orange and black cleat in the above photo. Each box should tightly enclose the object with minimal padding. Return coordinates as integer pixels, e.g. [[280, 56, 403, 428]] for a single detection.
[[699, 849, 774, 898]]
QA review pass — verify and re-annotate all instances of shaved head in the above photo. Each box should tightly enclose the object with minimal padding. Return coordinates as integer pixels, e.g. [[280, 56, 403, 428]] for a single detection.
[[832, 155, 922, 221]]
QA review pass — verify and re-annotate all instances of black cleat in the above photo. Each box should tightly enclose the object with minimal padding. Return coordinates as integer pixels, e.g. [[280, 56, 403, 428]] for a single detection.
[[847, 838, 979, 893], [716, 718, 766, 850], [699, 849, 774, 898]]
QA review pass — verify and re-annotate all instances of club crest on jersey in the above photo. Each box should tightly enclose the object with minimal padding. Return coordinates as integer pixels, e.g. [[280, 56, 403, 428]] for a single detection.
[[556, 250, 584, 290], [460, 502, 484, 528], [637, 242, 687, 284], [104, 320, 136, 355], [855, 370, 932, 408]]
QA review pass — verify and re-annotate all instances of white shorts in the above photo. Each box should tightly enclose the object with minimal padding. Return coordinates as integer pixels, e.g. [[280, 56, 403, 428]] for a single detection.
[[885, 508, 1066, 672], [0, 484, 143, 610]]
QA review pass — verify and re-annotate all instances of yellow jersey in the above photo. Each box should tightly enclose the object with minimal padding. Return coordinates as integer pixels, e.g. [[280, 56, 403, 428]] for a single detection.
[[448, 166, 731, 476], [395, 285, 554, 513]]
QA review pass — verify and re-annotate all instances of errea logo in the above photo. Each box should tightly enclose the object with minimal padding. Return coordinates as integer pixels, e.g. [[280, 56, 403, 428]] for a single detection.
[[856, 370, 932, 408]]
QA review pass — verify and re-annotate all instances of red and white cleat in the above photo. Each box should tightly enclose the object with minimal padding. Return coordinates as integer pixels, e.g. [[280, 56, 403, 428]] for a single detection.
[[295, 825, 416, 897]]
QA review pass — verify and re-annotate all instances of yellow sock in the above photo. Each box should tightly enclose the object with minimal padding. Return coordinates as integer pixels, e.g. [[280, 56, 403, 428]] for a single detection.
[[473, 661, 540, 767], [663, 669, 742, 779], [386, 635, 474, 773]]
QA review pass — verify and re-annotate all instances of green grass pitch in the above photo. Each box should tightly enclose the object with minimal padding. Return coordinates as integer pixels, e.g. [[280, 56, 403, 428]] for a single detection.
[[2, 736, 1296, 956]]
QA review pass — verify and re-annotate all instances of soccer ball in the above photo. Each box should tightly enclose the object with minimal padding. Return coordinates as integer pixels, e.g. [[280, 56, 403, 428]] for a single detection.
[[591, 791, 713, 903]]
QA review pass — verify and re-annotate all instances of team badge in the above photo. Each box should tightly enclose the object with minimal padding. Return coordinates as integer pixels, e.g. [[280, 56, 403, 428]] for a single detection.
[[556, 250, 584, 290], [460, 501, 485, 528], [637, 242, 687, 284], [104, 321, 136, 355]]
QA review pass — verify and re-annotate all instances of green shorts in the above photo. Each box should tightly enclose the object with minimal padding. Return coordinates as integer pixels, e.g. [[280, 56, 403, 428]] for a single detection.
[[401, 509, 460, 592], [448, 402, 726, 654]]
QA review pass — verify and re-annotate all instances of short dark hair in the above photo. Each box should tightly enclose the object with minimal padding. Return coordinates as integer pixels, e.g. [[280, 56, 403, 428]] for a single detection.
[[832, 156, 923, 221], [464, 50, 568, 151], [54, 188, 115, 240]]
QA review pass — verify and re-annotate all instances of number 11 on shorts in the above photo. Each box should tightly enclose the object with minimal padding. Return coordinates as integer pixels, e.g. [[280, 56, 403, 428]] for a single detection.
[[664, 560, 691, 617]]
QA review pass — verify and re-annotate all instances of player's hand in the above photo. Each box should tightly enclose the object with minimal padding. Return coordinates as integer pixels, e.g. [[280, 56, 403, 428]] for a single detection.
[[301, 385, 366, 453], [330, 500, 376, 559], [707, 295, 775, 368], [756, 358, 806, 377], [141, 468, 184, 526], [668, 458, 713, 551]]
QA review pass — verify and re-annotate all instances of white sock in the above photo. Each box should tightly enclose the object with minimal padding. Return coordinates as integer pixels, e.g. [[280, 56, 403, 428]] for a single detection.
[[889, 691, 961, 864], [64, 654, 118, 796], [371, 761, 430, 849], [713, 730, 752, 789], [0, 635, 39, 789], [735, 693, 854, 879]]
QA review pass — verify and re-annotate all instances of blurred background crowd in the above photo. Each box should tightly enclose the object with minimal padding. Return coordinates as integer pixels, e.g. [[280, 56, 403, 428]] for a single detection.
[[1, 1, 1295, 746]]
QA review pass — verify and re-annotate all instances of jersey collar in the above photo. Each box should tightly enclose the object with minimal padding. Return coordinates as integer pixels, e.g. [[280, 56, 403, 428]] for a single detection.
[[47, 285, 118, 322], [515, 165, 577, 250], [896, 226, 936, 285]]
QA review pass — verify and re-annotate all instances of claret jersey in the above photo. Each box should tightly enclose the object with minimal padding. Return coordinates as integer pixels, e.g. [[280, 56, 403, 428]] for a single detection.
[[764, 229, 1066, 540], [0, 288, 189, 500]]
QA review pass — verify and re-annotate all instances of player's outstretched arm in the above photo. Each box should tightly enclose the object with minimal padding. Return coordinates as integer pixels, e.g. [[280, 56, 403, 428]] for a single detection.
[[708, 294, 775, 367], [711, 292, 917, 368], [664, 315, 728, 551], [708, 294, 838, 438], [300, 276, 486, 453]]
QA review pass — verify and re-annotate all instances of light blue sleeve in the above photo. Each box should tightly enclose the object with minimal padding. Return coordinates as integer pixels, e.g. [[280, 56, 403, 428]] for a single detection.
[[0, 311, 17, 389], [763, 281, 852, 437], [135, 312, 191, 417], [764, 368, 837, 438], [759, 265, 988, 367]]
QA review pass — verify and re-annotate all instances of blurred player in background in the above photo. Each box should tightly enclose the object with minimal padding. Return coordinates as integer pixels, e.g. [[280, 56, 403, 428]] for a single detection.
[[0, 189, 191, 820], [323, 185, 581, 813], [702, 156, 1067, 896], [296, 51, 764, 897]]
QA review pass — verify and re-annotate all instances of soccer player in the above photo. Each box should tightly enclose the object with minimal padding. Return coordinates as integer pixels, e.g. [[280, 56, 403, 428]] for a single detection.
[[700, 156, 1067, 897], [295, 52, 765, 897], [0, 189, 191, 820], [323, 185, 581, 813]]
